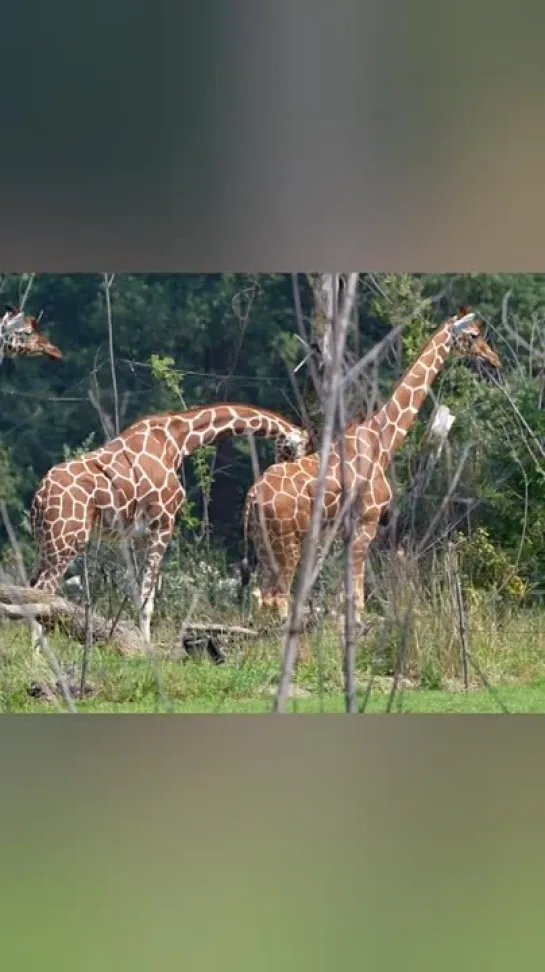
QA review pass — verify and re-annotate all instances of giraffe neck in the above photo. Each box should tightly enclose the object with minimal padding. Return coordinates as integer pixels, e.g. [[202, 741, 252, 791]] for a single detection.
[[162, 404, 306, 461], [373, 319, 455, 458]]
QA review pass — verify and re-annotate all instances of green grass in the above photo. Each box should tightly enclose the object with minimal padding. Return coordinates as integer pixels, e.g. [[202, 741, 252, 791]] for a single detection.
[[47, 683, 545, 713], [1, 616, 545, 714]]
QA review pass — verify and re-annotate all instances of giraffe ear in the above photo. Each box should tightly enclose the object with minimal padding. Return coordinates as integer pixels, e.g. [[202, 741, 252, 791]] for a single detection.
[[2, 307, 26, 333], [452, 310, 477, 334]]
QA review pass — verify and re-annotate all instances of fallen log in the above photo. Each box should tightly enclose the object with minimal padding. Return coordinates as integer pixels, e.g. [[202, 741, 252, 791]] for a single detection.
[[180, 622, 259, 638], [28, 677, 97, 702], [0, 584, 144, 656], [180, 622, 260, 664], [0, 584, 261, 662]]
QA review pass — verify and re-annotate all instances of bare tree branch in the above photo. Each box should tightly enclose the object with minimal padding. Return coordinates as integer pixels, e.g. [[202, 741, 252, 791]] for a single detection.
[[338, 377, 357, 713], [19, 273, 36, 311], [104, 273, 120, 437], [416, 442, 473, 555], [291, 274, 322, 403], [274, 273, 360, 713]]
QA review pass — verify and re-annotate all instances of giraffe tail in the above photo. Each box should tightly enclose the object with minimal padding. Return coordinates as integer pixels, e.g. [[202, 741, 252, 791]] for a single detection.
[[239, 489, 255, 589], [28, 483, 47, 588], [29, 483, 45, 541]]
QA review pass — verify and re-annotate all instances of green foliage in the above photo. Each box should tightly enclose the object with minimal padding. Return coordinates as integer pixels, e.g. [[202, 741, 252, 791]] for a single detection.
[[0, 444, 21, 511], [366, 273, 435, 420], [62, 432, 97, 462], [3, 585, 545, 711], [0, 444, 30, 576], [149, 354, 186, 402], [455, 528, 528, 600], [370, 273, 429, 328], [192, 444, 216, 504], [149, 351, 217, 539], [4, 270, 545, 606], [473, 380, 545, 592], [272, 330, 303, 368], [424, 273, 545, 323]]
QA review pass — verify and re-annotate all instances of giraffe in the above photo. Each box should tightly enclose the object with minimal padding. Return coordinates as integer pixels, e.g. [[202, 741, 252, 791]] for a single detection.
[[29, 403, 315, 641], [0, 305, 63, 362], [240, 309, 502, 621]]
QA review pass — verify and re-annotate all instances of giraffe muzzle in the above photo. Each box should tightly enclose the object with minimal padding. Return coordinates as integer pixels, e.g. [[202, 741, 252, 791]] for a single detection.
[[41, 342, 63, 360]]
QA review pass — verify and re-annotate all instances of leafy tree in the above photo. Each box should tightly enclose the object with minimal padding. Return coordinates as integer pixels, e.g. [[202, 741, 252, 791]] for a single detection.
[[1, 271, 545, 597]]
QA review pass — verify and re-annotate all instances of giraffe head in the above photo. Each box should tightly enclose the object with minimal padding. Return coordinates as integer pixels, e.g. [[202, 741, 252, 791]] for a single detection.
[[274, 425, 316, 463], [0, 305, 63, 360], [450, 307, 502, 374]]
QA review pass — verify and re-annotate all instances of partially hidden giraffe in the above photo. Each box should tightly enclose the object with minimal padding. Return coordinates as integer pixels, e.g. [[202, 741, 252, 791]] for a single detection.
[[240, 309, 502, 621], [29, 403, 314, 641], [0, 305, 63, 362]]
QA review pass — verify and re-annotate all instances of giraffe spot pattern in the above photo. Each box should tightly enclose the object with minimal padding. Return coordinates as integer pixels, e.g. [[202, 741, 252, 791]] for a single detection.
[[28, 404, 313, 639], [242, 313, 501, 620]]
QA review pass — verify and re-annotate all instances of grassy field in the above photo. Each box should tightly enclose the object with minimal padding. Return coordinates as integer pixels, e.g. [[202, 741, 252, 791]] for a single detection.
[[24, 683, 545, 713], [1, 611, 545, 713]]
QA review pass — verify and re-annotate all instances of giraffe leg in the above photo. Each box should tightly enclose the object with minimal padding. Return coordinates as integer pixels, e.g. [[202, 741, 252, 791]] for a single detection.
[[139, 516, 176, 643], [270, 540, 301, 621], [29, 498, 94, 653], [251, 559, 275, 613], [30, 548, 87, 595], [246, 491, 303, 624], [348, 519, 379, 624], [247, 514, 283, 617], [30, 489, 94, 595], [29, 552, 87, 654], [254, 535, 301, 622]]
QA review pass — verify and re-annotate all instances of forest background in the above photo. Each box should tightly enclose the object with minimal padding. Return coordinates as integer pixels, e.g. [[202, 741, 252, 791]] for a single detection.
[[1, 272, 544, 609]]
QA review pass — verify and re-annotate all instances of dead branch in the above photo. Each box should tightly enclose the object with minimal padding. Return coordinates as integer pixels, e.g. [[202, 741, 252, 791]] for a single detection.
[[0, 584, 261, 665], [274, 272, 360, 712], [338, 372, 357, 713], [104, 273, 120, 436], [80, 553, 93, 697], [416, 442, 473, 555], [308, 273, 340, 372], [19, 273, 36, 311], [447, 543, 470, 691], [180, 622, 259, 637], [0, 584, 144, 656], [291, 274, 322, 402]]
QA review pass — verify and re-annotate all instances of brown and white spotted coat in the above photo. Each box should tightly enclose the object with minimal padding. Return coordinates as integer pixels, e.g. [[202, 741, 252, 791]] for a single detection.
[[30, 403, 313, 641], [241, 310, 502, 621]]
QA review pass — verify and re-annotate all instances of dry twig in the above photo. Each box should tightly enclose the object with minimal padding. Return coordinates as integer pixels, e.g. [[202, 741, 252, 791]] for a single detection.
[[274, 273, 360, 712]]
